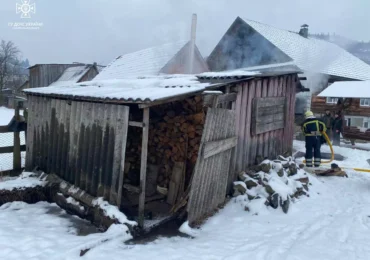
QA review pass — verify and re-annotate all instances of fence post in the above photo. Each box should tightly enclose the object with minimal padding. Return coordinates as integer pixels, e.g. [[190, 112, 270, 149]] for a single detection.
[[13, 104, 21, 170]]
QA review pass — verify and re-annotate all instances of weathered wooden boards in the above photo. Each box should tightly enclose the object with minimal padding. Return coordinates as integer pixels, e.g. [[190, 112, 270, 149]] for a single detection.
[[188, 108, 237, 226], [166, 161, 185, 205], [234, 75, 297, 172], [203, 137, 237, 159], [342, 126, 370, 141], [251, 97, 287, 135], [25, 96, 129, 207]]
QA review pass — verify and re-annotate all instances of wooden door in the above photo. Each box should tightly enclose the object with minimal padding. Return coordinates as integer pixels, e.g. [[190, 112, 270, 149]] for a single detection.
[[187, 107, 237, 226]]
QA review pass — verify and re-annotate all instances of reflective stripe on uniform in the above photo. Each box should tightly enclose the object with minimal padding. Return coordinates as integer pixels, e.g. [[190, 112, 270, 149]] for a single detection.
[[302, 120, 327, 136]]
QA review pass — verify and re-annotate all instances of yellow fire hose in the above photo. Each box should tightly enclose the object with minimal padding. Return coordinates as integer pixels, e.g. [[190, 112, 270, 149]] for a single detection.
[[302, 131, 370, 173], [303, 131, 334, 164]]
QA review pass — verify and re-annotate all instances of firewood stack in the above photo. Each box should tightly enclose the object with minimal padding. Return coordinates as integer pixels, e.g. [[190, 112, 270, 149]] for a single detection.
[[124, 96, 206, 189]]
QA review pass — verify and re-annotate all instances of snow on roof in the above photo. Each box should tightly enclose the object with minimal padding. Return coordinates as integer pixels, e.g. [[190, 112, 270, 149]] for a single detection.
[[198, 70, 260, 78], [49, 65, 91, 87], [238, 61, 302, 72], [318, 81, 370, 98], [243, 18, 370, 80], [24, 75, 216, 103], [94, 41, 188, 80]]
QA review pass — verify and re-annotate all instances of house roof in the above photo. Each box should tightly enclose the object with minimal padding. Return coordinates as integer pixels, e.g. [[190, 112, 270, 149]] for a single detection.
[[318, 81, 370, 98], [93, 41, 189, 80], [49, 65, 92, 86], [242, 18, 370, 81]]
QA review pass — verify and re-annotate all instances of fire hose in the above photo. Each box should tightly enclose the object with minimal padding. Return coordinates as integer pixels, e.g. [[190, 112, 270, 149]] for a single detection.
[[302, 131, 370, 173], [303, 131, 334, 164]]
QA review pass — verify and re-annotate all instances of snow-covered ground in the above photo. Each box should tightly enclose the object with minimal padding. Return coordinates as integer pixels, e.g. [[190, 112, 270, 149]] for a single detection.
[[1, 141, 370, 259], [348, 142, 370, 151], [0, 106, 26, 171], [294, 140, 370, 169]]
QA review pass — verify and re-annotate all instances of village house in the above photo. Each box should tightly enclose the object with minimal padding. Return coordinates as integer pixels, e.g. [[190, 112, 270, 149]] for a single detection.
[[206, 17, 370, 133], [4, 80, 30, 108], [317, 81, 370, 141]]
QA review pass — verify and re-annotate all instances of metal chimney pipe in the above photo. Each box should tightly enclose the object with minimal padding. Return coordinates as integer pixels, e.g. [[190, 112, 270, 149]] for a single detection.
[[188, 13, 197, 74]]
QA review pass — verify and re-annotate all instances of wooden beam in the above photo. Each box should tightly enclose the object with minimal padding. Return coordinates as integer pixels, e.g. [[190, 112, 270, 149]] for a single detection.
[[203, 136, 237, 159], [0, 145, 26, 154], [0, 126, 11, 133], [117, 106, 129, 208], [138, 107, 149, 228], [128, 121, 144, 127], [13, 106, 21, 170], [217, 93, 237, 104]]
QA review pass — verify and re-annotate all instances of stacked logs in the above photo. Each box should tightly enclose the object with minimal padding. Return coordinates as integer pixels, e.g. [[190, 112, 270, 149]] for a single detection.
[[124, 96, 206, 189]]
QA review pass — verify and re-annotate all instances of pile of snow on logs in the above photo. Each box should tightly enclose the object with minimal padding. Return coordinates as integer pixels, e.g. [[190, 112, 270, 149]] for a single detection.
[[232, 156, 309, 214]]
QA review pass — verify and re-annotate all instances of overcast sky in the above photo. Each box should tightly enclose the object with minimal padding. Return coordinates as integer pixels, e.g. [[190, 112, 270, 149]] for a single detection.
[[0, 0, 369, 65]]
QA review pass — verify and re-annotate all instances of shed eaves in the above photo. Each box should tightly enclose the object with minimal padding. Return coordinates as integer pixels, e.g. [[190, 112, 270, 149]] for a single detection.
[[243, 18, 370, 81], [94, 41, 188, 80], [24, 75, 216, 103]]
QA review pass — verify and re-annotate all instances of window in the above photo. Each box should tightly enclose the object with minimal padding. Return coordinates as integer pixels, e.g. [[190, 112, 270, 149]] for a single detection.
[[347, 118, 351, 127], [326, 97, 338, 104], [360, 98, 370, 107], [363, 118, 370, 128]]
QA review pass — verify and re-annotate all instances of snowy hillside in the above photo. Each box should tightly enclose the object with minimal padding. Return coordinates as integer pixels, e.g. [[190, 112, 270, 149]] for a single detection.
[[1, 141, 370, 259]]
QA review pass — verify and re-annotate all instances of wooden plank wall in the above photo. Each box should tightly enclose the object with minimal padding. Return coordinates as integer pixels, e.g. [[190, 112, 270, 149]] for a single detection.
[[251, 97, 287, 135], [312, 95, 370, 117], [188, 108, 236, 226], [29, 64, 78, 89], [234, 74, 296, 172], [25, 96, 129, 206]]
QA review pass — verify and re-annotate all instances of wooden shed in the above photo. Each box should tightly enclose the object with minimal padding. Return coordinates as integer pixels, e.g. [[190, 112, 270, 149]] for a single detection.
[[24, 70, 300, 228], [28, 63, 100, 89]]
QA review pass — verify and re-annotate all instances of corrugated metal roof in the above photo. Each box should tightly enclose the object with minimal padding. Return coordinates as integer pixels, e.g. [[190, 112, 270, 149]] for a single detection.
[[237, 62, 302, 73], [49, 65, 91, 86], [24, 75, 219, 103], [196, 67, 300, 80], [93, 41, 188, 80], [243, 18, 370, 80]]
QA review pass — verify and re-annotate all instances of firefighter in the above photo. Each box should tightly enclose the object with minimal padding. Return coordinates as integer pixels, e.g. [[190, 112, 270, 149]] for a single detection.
[[301, 111, 327, 167]]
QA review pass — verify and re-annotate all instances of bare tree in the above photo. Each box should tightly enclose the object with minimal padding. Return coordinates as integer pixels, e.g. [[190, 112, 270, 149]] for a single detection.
[[0, 40, 21, 91]]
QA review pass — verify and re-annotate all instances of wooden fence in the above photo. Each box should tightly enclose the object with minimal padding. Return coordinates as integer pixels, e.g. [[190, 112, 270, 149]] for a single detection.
[[0, 105, 27, 175]]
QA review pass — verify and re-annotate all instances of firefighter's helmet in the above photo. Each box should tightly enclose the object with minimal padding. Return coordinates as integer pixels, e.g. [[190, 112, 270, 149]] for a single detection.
[[305, 111, 314, 118]]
